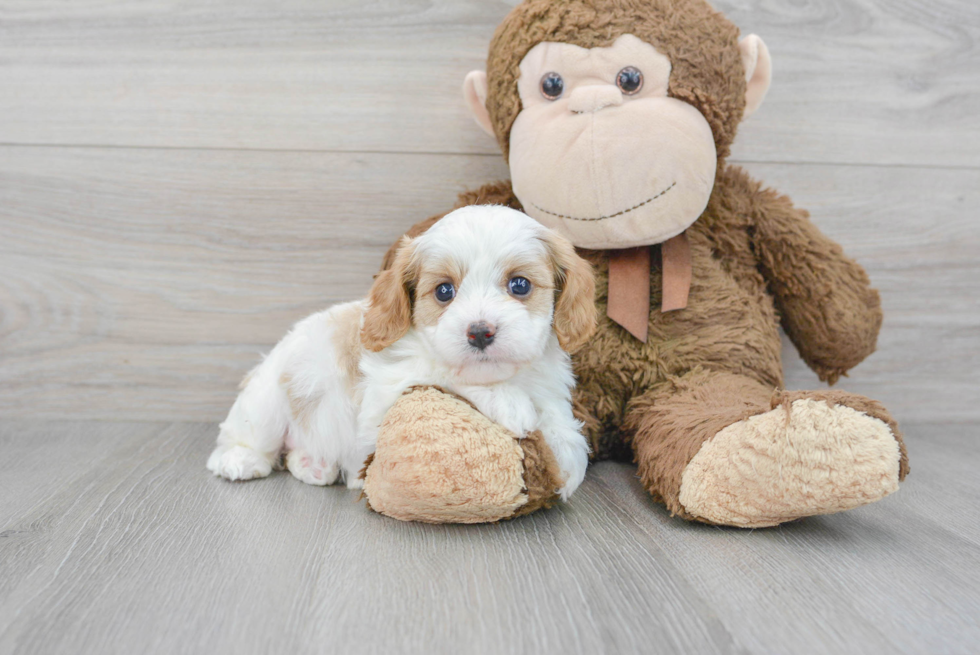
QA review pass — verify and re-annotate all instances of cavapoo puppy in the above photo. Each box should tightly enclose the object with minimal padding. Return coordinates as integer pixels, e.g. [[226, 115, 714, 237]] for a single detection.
[[207, 205, 597, 499]]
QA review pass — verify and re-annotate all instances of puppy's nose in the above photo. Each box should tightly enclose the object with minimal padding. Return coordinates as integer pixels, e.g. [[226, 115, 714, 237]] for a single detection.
[[466, 321, 496, 351]]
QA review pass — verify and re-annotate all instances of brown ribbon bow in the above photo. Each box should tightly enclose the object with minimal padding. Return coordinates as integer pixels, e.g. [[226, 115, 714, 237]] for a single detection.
[[606, 232, 692, 342]]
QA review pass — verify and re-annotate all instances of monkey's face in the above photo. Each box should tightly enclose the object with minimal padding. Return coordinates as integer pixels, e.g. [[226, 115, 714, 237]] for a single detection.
[[508, 34, 717, 249]]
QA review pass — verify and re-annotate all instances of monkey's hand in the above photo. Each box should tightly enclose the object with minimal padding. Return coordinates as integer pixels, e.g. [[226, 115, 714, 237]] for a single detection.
[[749, 182, 882, 384]]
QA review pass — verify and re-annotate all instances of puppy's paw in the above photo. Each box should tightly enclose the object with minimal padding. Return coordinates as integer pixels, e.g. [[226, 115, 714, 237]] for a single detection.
[[467, 386, 538, 438], [556, 450, 588, 501], [544, 434, 589, 501], [285, 450, 339, 486], [502, 399, 539, 439], [207, 445, 274, 481]]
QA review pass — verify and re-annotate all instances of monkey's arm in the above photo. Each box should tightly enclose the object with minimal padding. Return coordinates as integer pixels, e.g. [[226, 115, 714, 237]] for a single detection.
[[379, 181, 520, 271], [749, 185, 882, 384]]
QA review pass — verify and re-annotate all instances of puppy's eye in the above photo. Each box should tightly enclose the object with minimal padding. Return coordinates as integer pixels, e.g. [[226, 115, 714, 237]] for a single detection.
[[508, 276, 532, 297], [540, 72, 564, 100], [434, 283, 455, 303], [616, 66, 643, 95]]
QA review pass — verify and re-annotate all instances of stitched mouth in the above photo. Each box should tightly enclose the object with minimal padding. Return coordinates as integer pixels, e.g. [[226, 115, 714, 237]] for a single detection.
[[529, 181, 676, 222]]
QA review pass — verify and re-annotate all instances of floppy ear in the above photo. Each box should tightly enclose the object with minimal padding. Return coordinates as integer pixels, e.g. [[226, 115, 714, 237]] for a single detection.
[[541, 230, 597, 353], [361, 237, 416, 352]]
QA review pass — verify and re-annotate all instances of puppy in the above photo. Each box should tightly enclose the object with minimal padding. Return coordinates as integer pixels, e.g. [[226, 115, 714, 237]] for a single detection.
[[207, 205, 597, 499]]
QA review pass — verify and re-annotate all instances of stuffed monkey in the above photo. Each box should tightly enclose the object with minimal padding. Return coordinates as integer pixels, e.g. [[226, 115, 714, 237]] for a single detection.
[[363, 0, 909, 527]]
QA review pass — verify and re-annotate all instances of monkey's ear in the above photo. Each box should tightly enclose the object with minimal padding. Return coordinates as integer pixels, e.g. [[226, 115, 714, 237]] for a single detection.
[[463, 71, 495, 138], [739, 35, 772, 117]]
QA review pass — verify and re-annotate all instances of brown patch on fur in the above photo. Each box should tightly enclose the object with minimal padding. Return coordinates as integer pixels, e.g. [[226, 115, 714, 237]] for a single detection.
[[279, 372, 322, 432], [510, 429, 563, 518], [331, 303, 365, 391], [504, 255, 555, 319], [411, 291, 448, 330], [413, 259, 465, 329], [504, 254, 554, 288], [362, 237, 417, 352], [485, 0, 747, 162], [540, 230, 597, 353]]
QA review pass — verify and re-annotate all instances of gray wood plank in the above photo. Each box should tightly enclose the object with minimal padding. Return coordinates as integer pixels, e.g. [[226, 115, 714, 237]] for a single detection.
[[2, 146, 977, 423], [596, 421, 980, 655], [0, 420, 740, 655], [0, 0, 976, 166], [1, 419, 977, 654]]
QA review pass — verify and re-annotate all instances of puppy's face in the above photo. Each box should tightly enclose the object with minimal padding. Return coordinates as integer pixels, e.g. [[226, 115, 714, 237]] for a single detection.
[[362, 206, 596, 385]]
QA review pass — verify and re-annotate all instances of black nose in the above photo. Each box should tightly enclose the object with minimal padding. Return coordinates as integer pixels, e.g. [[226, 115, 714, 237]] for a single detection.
[[466, 321, 496, 351]]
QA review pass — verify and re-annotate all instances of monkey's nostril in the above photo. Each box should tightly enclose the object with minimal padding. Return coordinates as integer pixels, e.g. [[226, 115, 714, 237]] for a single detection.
[[466, 321, 496, 351]]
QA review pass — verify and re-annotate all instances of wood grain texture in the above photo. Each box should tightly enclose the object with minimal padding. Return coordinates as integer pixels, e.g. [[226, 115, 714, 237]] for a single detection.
[[2, 146, 977, 422], [0, 419, 977, 655], [0, 0, 977, 166]]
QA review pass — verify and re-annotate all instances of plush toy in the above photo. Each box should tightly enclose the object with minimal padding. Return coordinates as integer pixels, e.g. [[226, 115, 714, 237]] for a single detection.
[[361, 387, 564, 523], [362, 0, 909, 527]]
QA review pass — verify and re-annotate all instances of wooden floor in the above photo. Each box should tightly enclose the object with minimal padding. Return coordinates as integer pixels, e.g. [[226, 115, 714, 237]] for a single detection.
[[1, 420, 979, 654], [2, 0, 979, 653]]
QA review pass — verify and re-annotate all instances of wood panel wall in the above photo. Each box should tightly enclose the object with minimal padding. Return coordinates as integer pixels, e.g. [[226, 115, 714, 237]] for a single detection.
[[2, 0, 978, 423]]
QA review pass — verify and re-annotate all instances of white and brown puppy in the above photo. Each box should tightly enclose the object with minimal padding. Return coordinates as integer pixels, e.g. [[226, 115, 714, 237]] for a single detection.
[[207, 205, 597, 499]]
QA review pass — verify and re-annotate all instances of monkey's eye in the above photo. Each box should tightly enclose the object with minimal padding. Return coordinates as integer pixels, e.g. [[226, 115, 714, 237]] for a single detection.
[[434, 283, 455, 303], [616, 66, 643, 95], [508, 276, 532, 297], [539, 72, 564, 100]]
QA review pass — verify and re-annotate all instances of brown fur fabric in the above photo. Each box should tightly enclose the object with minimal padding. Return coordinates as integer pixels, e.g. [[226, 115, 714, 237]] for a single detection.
[[485, 0, 747, 161], [624, 368, 774, 519]]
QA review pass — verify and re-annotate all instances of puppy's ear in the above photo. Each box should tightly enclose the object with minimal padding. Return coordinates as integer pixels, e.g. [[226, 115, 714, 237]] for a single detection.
[[541, 230, 597, 353], [361, 237, 417, 352]]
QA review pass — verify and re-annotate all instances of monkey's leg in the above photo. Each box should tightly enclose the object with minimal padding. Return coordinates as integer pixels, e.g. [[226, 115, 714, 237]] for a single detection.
[[625, 369, 909, 527]]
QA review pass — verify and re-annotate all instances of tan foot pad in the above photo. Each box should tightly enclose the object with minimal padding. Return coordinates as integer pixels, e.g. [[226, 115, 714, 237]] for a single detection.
[[678, 398, 902, 528], [363, 387, 543, 523]]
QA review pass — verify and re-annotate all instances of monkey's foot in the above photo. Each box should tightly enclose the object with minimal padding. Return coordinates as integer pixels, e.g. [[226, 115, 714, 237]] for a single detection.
[[678, 392, 909, 528], [362, 387, 563, 523]]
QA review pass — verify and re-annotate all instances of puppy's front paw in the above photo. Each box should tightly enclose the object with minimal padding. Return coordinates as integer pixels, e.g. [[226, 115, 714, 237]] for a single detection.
[[542, 433, 589, 501], [501, 402, 538, 439], [556, 449, 588, 501], [285, 450, 339, 486], [207, 445, 274, 481], [467, 386, 538, 438]]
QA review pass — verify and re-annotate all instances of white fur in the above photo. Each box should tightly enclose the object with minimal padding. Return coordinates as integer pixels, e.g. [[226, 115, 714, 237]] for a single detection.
[[207, 206, 590, 500]]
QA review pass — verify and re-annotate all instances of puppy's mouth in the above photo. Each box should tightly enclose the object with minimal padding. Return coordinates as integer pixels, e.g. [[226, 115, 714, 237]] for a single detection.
[[529, 181, 676, 222], [466, 348, 502, 364]]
